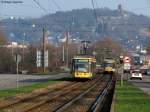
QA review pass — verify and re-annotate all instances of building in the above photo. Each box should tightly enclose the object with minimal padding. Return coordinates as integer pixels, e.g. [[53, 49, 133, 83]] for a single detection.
[[140, 55, 150, 65], [6, 42, 28, 49]]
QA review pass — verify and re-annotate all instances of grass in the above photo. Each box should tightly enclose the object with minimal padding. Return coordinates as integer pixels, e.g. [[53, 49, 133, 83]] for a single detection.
[[31, 71, 67, 75], [0, 80, 60, 98], [115, 81, 150, 112]]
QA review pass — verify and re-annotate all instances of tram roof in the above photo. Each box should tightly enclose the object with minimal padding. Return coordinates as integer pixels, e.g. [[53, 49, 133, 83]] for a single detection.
[[73, 55, 96, 61], [74, 55, 95, 58], [104, 59, 115, 63]]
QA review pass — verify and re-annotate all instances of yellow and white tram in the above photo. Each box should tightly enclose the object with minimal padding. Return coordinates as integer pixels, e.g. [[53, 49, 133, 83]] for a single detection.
[[71, 56, 96, 78], [103, 58, 116, 74]]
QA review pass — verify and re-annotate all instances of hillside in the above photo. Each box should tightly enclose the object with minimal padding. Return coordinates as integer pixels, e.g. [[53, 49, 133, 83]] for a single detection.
[[1, 8, 150, 48]]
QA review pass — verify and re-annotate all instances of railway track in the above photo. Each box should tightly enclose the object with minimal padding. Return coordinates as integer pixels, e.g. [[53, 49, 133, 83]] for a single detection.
[[0, 81, 79, 110], [54, 75, 115, 112], [0, 74, 115, 112]]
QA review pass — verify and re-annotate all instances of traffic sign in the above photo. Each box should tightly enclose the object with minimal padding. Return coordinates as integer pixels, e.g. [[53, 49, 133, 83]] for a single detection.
[[123, 56, 131, 63], [14, 54, 21, 63], [36, 50, 41, 67], [120, 55, 123, 59], [36, 50, 49, 67], [44, 50, 48, 67]]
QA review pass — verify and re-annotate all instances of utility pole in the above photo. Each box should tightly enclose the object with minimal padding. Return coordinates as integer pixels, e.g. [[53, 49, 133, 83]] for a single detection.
[[66, 31, 69, 68], [62, 44, 65, 64], [42, 28, 46, 73], [14, 54, 21, 90], [11, 43, 14, 72], [22, 33, 25, 70]]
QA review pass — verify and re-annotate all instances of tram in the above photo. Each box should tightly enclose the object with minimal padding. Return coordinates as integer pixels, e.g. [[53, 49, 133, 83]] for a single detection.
[[103, 58, 116, 74], [71, 56, 96, 78]]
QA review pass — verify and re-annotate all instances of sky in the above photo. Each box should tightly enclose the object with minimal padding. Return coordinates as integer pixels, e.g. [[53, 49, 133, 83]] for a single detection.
[[0, 0, 150, 19]]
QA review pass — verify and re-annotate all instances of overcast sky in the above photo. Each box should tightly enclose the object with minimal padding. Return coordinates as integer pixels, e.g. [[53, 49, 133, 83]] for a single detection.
[[0, 0, 150, 18]]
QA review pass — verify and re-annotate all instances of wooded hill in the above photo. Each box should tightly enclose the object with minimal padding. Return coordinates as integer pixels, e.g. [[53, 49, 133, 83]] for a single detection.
[[1, 8, 150, 48]]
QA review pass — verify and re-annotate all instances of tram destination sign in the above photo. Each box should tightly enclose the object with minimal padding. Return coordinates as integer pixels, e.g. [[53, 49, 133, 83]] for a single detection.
[[76, 59, 89, 62]]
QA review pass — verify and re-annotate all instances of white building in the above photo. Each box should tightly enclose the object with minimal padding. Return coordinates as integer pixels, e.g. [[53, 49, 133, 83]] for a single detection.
[[6, 42, 28, 49]]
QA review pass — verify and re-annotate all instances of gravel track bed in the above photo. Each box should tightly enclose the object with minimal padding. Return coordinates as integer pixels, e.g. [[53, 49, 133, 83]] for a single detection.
[[0, 74, 115, 112]]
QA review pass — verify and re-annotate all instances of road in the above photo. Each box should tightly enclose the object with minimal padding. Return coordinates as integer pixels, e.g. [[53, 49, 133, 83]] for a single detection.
[[0, 73, 71, 90], [129, 75, 150, 95]]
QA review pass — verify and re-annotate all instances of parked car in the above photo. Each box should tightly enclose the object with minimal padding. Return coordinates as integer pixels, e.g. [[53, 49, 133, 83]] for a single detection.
[[130, 69, 142, 80]]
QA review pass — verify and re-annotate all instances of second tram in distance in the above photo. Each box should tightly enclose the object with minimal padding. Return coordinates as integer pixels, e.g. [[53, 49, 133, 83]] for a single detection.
[[103, 58, 116, 74]]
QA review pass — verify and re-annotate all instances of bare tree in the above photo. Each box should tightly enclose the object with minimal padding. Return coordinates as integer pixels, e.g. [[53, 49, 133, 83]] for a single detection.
[[93, 37, 124, 63], [0, 31, 14, 73]]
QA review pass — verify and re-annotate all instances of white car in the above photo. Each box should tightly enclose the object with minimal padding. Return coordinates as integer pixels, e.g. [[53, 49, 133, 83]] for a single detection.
[[130, 70, 142, 80]]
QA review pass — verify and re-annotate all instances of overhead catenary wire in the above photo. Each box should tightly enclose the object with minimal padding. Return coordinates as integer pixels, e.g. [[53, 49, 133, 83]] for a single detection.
[[94, 0, 100, 10], [46, 0, 62, 13], [32, 0, 48, 14], [50, 0, 62, 11], [91, 0, 98, 23]]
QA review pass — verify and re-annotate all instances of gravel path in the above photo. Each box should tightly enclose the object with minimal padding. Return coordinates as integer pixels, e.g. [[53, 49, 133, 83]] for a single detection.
[[0, 73, 71, 90]]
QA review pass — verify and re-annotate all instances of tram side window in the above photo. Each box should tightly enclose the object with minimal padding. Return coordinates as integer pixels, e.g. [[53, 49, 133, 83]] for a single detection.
[[91, 62, 96, 73], [93, 62, 96, 73], [91, 62, 93, 73], [94, 62, 96, 71], [71, 60, 75, 72]]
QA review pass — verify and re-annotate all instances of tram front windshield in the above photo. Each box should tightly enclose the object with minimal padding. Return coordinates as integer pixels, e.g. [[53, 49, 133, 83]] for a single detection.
[[104, 63, 114, 68], [75, 60, 89, 72]]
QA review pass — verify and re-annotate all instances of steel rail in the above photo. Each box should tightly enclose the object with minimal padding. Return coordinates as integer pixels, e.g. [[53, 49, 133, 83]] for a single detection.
[[54, 76, 105, 112], [0, 82, 77, 110], [25, 79, 98, 112], [13, 82, 82, 112], [89, 77, 113, 112]]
